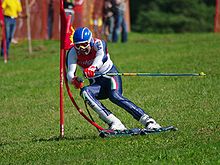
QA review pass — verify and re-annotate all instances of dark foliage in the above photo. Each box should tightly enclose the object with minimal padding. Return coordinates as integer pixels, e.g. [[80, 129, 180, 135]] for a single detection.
[[130, 0, 216, 33]]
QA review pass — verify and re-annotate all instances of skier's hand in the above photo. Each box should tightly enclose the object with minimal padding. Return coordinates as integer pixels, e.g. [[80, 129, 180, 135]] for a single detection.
[[84, 66, 97, 78], [71, 76, 84, 89]]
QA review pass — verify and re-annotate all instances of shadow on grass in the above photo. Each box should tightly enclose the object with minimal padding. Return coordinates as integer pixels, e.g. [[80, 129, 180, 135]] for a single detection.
[[32, 134, 100, 143], [0, 134, 100, 147]]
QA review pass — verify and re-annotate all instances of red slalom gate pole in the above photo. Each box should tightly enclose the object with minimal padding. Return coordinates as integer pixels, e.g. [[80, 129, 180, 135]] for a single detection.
[[62, 15, 105, 131], [60, 0, 65, 138], [60, 0, 74, 138], [59, 49, 65, 138], [60, 0, 105, 136]]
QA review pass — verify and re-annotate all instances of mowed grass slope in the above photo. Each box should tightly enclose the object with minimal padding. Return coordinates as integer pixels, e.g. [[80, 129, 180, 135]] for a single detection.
[[0, 33, 219, 164]]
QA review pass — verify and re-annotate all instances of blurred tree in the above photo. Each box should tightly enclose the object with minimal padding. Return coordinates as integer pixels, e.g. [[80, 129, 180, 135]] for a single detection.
[[130, 0, 215, 33]]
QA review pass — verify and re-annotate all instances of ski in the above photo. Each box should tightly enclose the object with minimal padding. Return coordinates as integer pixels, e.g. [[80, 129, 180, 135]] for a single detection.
[[139, 126, 178, 135], [99, 126, 177, 138]]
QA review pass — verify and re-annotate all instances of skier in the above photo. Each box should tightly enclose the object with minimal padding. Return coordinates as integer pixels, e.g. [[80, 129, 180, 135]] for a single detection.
[[66, 27, 161, 131]]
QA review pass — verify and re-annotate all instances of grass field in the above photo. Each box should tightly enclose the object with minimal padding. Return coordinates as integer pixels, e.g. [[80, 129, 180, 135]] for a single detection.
[[0, 33, 220, 164]]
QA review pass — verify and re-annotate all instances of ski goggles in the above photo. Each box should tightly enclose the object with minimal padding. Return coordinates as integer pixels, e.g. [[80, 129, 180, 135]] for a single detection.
[[74, 42, 90, 50]]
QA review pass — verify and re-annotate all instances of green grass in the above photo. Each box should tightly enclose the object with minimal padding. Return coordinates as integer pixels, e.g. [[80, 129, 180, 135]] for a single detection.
[[0, 33, 220, 164]]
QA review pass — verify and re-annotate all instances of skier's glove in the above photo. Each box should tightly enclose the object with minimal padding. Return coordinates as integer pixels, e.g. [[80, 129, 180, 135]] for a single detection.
[[71, 77, 84, 89], [84, 66, 97, 78]]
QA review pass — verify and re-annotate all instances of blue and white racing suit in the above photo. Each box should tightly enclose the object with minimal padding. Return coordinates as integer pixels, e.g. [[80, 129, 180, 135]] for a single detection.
[[67, 38, 149, 125]]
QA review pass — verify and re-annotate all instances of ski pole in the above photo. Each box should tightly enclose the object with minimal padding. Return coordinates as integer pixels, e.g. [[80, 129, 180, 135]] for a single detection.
[[95, 72, 206, 77]]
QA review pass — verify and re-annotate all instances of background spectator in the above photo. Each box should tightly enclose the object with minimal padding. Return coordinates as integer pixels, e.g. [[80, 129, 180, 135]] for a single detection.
[[1, 0, 25, 58], [102, 0, 114, 42], [48, 0, 54, 39], [112, 0, 128, 43]]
